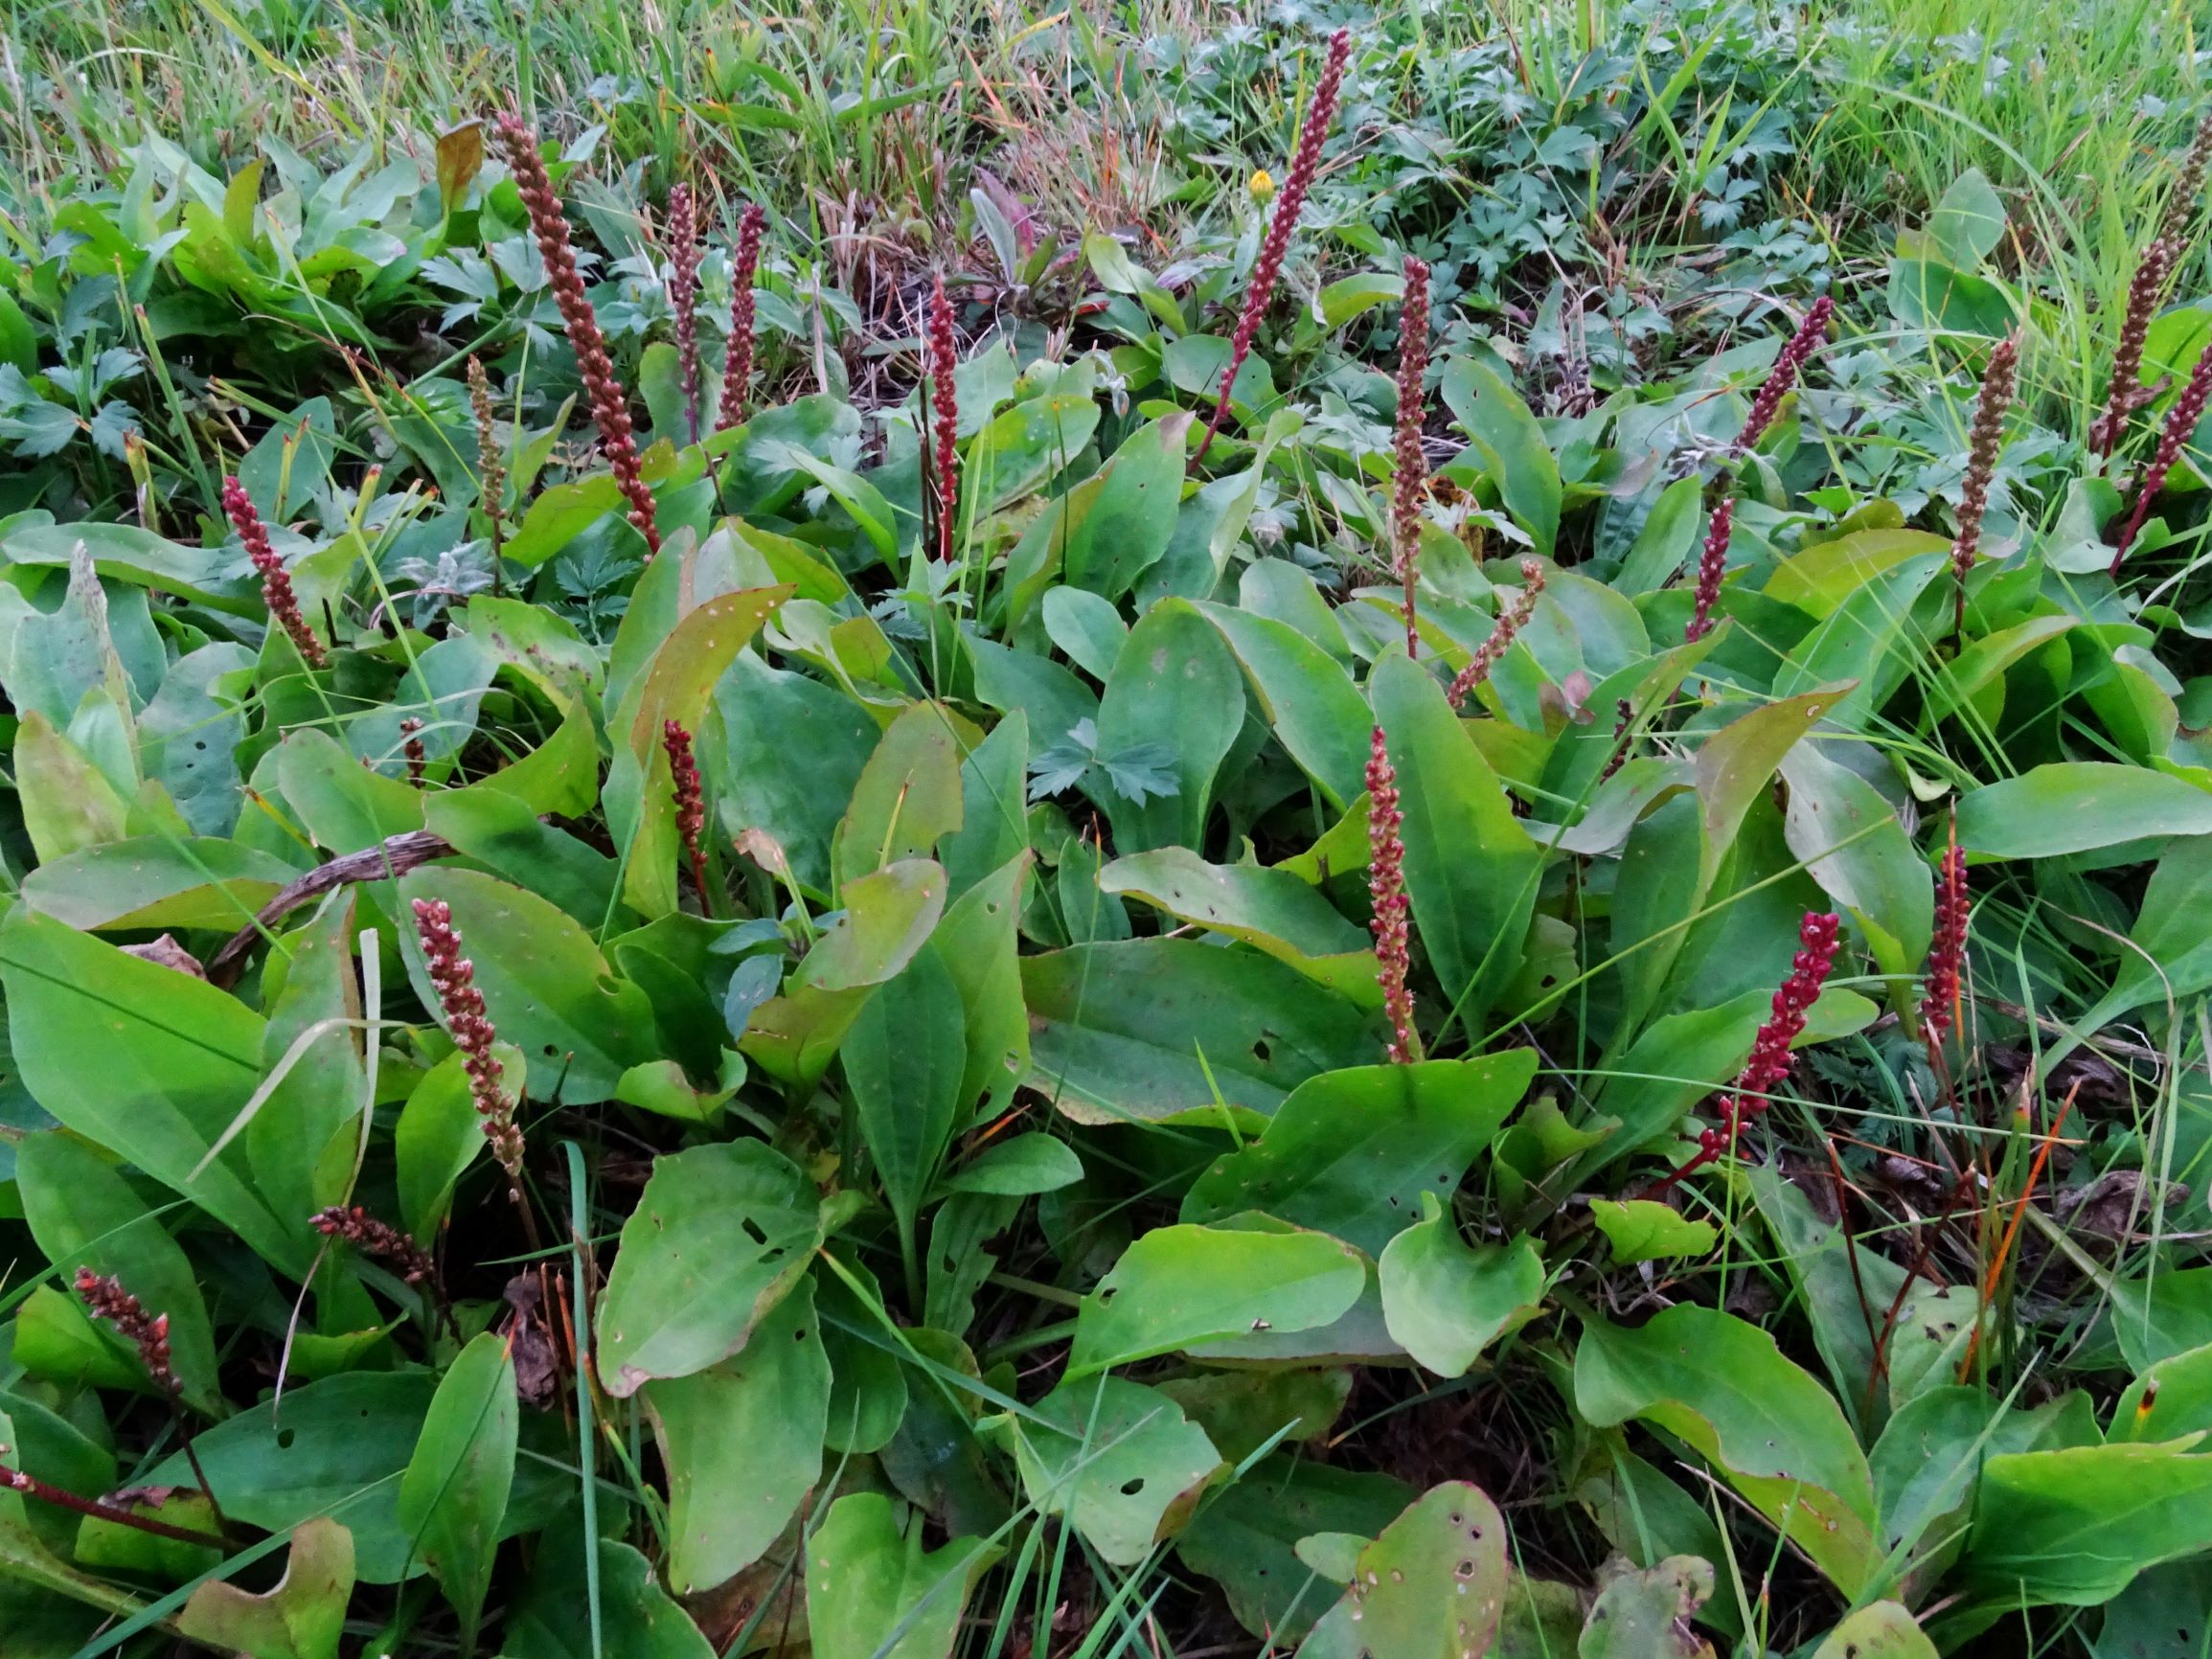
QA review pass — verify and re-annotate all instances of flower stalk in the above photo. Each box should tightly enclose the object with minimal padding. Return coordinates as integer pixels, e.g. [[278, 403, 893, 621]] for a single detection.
[[1393, 256, 1431, 657], [717, 203, 768, 430], [1195, 27, 1353, 464], [663, 718, 713, 916], [667, 182, 703, 444], [2090, 240, 2171, 457], [926, 274, 962, 567], [1446, 558, 1546, 710], [1734, 294, 1834, 455], [1645, 911, 1842, 1195], [493, 112, 659, 558], [1950, 331, 2018, 637], [223, 475, 328, 668], [2111, 342, 2212, 572], [1365, 724, 1418, 1063]]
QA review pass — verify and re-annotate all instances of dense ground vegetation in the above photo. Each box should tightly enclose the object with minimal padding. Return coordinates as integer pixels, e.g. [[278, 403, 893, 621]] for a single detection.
[[5, 1, 2212, 1654]]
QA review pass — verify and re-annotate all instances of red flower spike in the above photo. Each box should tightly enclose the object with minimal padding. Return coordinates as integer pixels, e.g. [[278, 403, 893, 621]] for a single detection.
[[1646, 911, 1842, 1194], [667, 183, 703, 444], [410, 896, 525, 1179], [1393, 256, 1431, 657], [1735, 294, 1834, 455], [1684, 497, 1734, 644], [76, 1269, 179, 1397], [1950, 332, 2018, 637], [1922, 822, 1969, 1044], [662, 718, 712, 914], [1445, 559, 1546, 711], [717, 203, 768, 430], [1365, 725, 1417, 1063], [312, 1205, 437, 1285], [2112, 344, 2212, 573], [493, 112, 659, 559], [222, 475, 327, 668], [927, 275, 962, 567], [1195, 27, 1353, 464], [2091, 240, 2171, 457]]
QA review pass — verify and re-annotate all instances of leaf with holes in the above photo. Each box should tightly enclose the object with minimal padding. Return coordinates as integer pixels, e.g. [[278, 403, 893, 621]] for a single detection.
[[1335, 1482, 1510, 1659], [593, 1141, 823, 1397]]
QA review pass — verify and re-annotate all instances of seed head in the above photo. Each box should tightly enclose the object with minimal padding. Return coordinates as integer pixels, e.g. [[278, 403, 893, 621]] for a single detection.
[[222, 475, 327, 668]]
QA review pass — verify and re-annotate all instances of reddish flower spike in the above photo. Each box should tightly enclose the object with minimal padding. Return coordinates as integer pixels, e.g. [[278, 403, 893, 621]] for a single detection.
[[1195, 28, 1353, 464], [1735, 294, 1834, 455], [2092, 240, 2171, 457], [1647, 911, 1842, 1194], [76, 1269, 179, 1397], [2112, 344, 2212, 573], [717, 204, 768, 430], [312, 1205, 437, 1285], [1684, 497, 1734, 645], [411, 896, 525, 1179], [662, 718, 712, 914], [927, 275, 962, 567], [494, 112, 659, 559], [1922, 823, 1969, 1045], [222, 475, 327, 668], [1394, 256, 1431, 657], [1446, 559, 1546, 711], [1365, 725, 1417, 1063], [1950, 332, 2018, 636], [667, 183, 703, 444]]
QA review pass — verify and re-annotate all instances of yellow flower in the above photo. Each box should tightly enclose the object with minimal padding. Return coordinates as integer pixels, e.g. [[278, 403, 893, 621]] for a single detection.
[[1249, 169, 1275, 202]]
